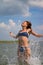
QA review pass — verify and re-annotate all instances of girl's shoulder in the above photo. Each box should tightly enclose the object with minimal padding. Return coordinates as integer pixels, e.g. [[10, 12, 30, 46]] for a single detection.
[[27, 28, 32, 33]]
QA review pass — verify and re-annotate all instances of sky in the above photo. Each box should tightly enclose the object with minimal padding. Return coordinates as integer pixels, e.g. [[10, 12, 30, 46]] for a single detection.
[[0, 0, 43, 40]]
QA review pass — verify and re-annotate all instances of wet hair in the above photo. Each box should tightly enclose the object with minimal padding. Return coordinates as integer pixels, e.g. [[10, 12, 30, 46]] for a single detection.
[[25, 21, 32, 29]]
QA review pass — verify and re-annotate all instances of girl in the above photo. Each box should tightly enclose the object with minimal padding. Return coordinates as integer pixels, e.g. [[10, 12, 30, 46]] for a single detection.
[[10, 21, 43, 64]]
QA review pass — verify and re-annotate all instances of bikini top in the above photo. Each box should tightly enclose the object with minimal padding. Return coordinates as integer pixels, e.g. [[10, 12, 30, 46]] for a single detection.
[[18, 32, 29, 38]]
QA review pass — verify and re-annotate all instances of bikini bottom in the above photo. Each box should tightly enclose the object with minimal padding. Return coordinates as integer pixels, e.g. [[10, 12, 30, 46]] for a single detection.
[[19, 45, 30, 53]]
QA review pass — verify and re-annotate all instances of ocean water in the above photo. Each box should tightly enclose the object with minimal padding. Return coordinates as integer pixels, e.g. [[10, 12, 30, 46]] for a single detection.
[[0, 40, 43, 65]]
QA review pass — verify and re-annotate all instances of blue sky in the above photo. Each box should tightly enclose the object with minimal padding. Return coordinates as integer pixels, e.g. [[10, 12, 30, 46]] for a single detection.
[[0, 0, 43, 40]]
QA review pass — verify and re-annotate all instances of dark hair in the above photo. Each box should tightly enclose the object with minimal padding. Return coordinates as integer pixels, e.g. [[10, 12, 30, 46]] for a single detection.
[[25, 21, 32, 29]]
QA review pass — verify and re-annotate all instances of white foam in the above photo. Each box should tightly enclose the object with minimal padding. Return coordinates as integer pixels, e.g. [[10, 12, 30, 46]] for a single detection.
[[1, 40, 41, 65], [28, 56, 41, 65]]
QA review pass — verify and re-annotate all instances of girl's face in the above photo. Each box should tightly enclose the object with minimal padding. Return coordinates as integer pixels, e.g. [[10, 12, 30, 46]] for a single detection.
[[21, 21, 27, 27]]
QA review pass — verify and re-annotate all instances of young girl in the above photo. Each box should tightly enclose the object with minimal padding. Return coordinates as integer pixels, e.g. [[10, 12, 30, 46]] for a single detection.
[[10, 21, 43, 64]]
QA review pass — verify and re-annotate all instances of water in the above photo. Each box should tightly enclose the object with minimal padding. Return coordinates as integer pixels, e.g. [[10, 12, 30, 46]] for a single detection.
[[0, 40, 43, 65]]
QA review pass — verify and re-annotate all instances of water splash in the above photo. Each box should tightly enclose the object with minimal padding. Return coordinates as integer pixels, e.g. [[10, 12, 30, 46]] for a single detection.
[[1, 55, 18, 65], [28, 40, 41, 65], [0, 55, 10, 65], [20, 40, 41, 65], [28, 56, 41, 65], [0, 40, 41, 65]]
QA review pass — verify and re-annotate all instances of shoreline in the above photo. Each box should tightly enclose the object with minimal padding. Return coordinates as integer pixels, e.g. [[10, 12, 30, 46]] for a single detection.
[[0, 40, 18, 43], [0, 40, 43, 43]]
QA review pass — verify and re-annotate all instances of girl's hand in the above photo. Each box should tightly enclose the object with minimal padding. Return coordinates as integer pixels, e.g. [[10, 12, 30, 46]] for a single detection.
[[9, 32, 14, 37]]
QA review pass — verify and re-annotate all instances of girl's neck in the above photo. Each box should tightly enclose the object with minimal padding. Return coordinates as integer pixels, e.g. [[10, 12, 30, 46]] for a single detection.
[[22, 26, 27, 31]]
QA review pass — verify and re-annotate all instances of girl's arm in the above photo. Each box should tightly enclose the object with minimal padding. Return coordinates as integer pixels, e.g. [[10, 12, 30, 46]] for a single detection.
[[31, 30, 43, 37], [9, 32, 19, 39]]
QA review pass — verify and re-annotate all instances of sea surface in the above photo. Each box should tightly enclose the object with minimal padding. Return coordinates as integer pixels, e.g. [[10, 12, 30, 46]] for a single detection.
[[0, 40, 43, 65]]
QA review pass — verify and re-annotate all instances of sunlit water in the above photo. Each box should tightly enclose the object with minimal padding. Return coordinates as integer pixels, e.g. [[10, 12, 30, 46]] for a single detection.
[[0, 40, 43, 65]]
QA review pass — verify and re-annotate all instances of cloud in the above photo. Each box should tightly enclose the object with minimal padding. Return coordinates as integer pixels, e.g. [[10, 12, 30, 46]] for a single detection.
[[0, 0, 31, 17], [0, 19, 21, 32], [0, 22, 10, 30], [0, 19, 15, 31], [37, 25, 43, 30], [0, 19, 16, 31], [29, 0, 43, 8], [0, 0, 43, 17], [0, 19, 21, 40], [9, 19, 15, 27]]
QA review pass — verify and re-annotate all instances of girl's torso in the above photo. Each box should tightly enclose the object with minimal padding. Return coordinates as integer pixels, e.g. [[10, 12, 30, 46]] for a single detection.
[[18, 30, 30, 47]]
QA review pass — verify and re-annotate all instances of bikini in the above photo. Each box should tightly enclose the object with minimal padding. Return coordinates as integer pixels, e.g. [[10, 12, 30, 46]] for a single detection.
[[18, 32, 29, 38], [18, 32, 29, 53]]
